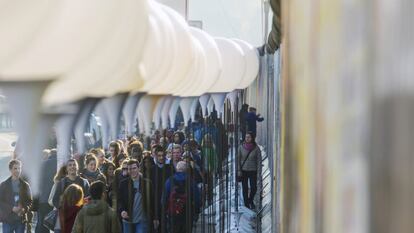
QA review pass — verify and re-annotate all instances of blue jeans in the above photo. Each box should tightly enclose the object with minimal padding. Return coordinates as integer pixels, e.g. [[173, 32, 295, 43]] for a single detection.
[[2, 222, 25, 233], [122, 221, 148, 233]]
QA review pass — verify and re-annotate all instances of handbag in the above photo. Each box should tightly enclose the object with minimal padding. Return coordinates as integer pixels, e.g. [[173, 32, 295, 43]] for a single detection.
[[237, 148, 254, 182], [43, 209, 58, 230]]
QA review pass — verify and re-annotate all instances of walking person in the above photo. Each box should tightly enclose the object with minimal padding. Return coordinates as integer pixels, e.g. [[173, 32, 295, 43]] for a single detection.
[[48, 165, 67, 207], [152, 147, 174, 233], [245, 107, 264, 137], [162, 161, 201, 233], [57, 184, 84, 233], [102, 161, 117, 208], [0, 159, 33, 233], [72, 181, 121, 233], [80, 154, 107, 185], [52, 159, 89, 209], [118, 159, 154, 233], [36, 149, 57, 233], [237, 132, 262, 209], [201, 134, 217, 204], [109, 141, 122, 168]]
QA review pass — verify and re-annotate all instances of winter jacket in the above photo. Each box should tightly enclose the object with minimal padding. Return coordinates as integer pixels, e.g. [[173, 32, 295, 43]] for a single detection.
[[153, 164, 174, 221], [0, 177, 32, 224], [72, 200, 121, 233], [246, 112, 264, 134], [238, 144, 262, 172], [117, 176, 154, 223]]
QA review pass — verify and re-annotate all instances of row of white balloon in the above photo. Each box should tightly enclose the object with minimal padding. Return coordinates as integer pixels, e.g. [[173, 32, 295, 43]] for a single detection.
[[0, 0, 258, 193], [126, 0, 259, 137]]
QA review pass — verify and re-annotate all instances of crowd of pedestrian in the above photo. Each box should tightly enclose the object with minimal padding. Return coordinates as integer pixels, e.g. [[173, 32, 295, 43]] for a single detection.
[[0, 105, 263, 233]]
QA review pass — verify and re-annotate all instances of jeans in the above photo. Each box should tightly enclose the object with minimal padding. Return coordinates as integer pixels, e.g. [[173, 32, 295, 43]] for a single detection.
[[122, 221, 148, 233], [2, 222, 25, 233], [35, 203, 53, 233], [241, 170, 257, 207]]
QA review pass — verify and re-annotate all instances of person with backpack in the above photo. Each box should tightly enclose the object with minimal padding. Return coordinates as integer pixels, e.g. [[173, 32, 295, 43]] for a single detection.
[[72, 181, 121, 233], [162, 161, 201, 233]]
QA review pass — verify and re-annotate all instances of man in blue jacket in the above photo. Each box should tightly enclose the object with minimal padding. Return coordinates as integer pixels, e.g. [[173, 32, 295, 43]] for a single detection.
[[246, 107, 264, 137], [162, 161, 201, 233]]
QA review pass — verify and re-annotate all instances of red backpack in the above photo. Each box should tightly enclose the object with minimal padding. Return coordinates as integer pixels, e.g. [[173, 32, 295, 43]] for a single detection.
[[167, 178, 187, 216]]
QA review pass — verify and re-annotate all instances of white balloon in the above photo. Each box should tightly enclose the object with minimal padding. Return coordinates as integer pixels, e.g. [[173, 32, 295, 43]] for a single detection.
[[148, 5, 195, 94], [187, 28, 222, 96], [208, 38, 246, 93], [43, 0, 149, 106], [2, 0, 122, 79], [0, 0, 59, 69], [173, 36, 206, 96], [140, 1, 176, 92], [232, 39, 260, 89]]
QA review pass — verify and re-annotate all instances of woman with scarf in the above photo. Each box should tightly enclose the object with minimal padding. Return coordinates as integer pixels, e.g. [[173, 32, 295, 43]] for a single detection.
[[81, 154, 106, 186], [237, 132, 262, 210]]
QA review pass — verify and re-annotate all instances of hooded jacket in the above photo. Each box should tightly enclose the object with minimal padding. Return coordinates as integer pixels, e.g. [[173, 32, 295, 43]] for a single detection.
[[72, 199, 121, 233]]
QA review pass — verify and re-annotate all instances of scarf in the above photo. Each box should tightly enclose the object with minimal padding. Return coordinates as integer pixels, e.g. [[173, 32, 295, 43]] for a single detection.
[[243, 142, 255, 151], [83, 169, 100, 179]]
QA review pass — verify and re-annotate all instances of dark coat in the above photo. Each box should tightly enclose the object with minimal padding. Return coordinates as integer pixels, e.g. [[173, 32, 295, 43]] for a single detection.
[[39, 154, 57, 203], [153, 164, 174, 221], [239, 105, 249, 131], [117, 176, 154, 223], [0, 177, 32, 224]]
